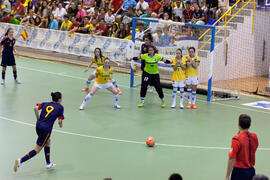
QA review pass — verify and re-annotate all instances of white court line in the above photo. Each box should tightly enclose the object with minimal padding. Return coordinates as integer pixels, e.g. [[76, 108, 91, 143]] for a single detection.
[[17, 66, 270, 115], [1, 115, 270, 151]]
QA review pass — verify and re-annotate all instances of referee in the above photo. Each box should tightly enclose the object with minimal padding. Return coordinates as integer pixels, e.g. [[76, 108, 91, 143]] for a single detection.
[[225, 114, 259, 180], [138, 45, 171, 108]]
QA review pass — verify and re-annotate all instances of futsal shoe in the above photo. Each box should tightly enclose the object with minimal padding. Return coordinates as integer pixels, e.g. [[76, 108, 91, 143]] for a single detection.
[[180, 104, 184, 109], [46, 163, 56, 169], [82, 87, 89, 91], [192, 104, 197, 109], [118, 89, 122, 95], [1, 79, 5, 85], [13, 159, 21, 172], [187, 104, 192, 109], [161, 101, 166, 108], [138, 102, 144, 108], [79, 104, 84, 110], [15, 79, 21, 84], [171, 102, 176, 108], [114, 104, 121, 109]]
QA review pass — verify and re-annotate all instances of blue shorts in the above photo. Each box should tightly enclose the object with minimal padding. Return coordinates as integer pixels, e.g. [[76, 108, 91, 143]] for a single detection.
[[1, 53, 16, 67], [231, 167, 255, 180], [36, 127, 51, 147]]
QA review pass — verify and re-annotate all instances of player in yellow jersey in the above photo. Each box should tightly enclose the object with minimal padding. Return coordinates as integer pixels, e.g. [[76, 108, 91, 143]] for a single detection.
[[171, 49, 186, 109], [185, 47, 200, 109], [80, 58, 121, 110], [82, 48, 122, 95]]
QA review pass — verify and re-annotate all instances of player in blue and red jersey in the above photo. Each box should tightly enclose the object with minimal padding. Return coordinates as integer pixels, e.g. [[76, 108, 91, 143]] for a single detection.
[[13, 92, 65, 172], [0, 28, 21, 85]]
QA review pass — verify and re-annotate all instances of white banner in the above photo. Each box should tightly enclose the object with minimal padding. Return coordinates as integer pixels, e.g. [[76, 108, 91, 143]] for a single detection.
[[0, 23, 198, 62]]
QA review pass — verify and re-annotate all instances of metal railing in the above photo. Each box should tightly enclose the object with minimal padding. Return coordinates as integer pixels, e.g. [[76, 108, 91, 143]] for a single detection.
[[198, 0, 255, 52]]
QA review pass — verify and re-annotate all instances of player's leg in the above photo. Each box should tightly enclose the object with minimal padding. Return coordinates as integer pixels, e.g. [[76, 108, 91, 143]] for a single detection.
[[191, 84, 198, 109], [44, 139, 55, 168], [186, 77, 192, 109], [14, 145, 42, 172], [179, 82, 185, 109], [82, 71, 96, 91], [14, 129, 50, 172], [1, 66, 6, 85], [80, 85, 99, 110], [106, 84, 120, 109], [12, 65, 21, 84], [139, 72, 150, 107], [152, 74, 165, 108], [111, 78, 122, 95], [171, 81, 178, 108]]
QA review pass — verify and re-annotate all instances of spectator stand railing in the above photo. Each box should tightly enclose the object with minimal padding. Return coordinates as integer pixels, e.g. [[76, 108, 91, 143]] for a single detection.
[[198, 0, 256, 53], [130, 17, 216, 102]]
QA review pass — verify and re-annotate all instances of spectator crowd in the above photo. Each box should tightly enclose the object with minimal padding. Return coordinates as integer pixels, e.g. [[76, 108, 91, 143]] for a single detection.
[[0, 0, 231, 45]]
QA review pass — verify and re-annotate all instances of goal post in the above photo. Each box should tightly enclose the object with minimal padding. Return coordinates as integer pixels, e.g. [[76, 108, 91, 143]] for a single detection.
[[130, 17, 216, 102]]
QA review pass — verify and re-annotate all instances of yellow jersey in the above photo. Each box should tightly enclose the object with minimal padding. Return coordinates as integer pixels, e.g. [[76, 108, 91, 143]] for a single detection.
[[61, 20, 72, 31], [92, 56, 106, 67], [185, 55, 200, 77], [95, 66, 113, 84], [171, 57, 186, 81]]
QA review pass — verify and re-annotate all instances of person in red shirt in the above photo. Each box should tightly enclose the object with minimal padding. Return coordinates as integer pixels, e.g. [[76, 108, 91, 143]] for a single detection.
[[13, 0, 24, 18], [69, 16, 80, 33], [109, 0, 125, 13], [1, 12, 10, 23], [96, 19, 108, 36], [225, 114, 259, 180], [149, 0, 162, 14]]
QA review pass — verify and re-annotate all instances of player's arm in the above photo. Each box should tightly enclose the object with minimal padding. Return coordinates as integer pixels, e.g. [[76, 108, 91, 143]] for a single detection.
[[225, 157, 235, 180], [185, 56, 192, 66], [85, 60, 94, 72], [181, 63, 186, 70], [58, 107, 64, 128], [226, 137, 239, 180], [34, 104, 41, 120], [191, 57, 200, 68], [161, 57, 172, 64], [109, 59, 121, 67]]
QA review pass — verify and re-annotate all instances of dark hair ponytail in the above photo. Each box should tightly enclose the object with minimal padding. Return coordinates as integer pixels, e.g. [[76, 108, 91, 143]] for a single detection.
[[5, 28, 13, 36], [51, 92, 62, 102]]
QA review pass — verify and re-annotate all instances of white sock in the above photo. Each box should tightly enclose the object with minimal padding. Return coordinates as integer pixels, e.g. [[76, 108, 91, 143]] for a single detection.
[[114, 94, 119, 106], [86, 80, 91, 88], [141, 97, 145, 103], [192, 91, 196, 104], [82, 94, 92, 106], [187, 89, 192, 104], [172, 87, 177, 105], [180, 88, 184, 106], [112, 79, 120, 90]]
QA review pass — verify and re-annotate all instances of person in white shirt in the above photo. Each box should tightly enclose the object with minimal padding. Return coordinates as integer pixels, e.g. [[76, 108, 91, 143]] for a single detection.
[[136, 0, 149, 16], [105, 9, 115, 26], [152, 29, 163, 44], [149, 12, 159, 33], [55, 3, 67, 21], [173, 0, 184, 21], [135, 23, 145, 41], [1, 0, 11, 13]]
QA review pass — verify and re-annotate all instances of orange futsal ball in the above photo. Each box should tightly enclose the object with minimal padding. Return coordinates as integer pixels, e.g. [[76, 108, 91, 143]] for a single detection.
[[146, 136, 156, 147]]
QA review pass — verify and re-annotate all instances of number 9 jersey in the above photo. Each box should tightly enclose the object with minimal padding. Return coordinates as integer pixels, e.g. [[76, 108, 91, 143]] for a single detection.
[[36, 102, 64, 132]]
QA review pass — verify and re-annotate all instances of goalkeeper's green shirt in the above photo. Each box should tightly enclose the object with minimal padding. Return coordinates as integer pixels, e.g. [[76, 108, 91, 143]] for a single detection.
[[140, 53, 163, 74]]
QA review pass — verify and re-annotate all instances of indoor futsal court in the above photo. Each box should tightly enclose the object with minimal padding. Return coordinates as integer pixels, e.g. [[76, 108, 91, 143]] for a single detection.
[[0, 57, 269, 180]]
